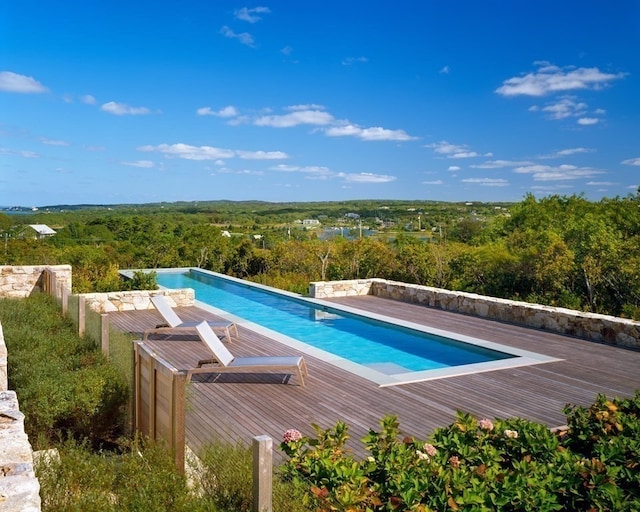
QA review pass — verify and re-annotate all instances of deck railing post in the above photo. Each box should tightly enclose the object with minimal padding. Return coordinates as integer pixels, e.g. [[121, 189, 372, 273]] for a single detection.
[[101, 313, 109, 356], [252, 435, 273, 512]]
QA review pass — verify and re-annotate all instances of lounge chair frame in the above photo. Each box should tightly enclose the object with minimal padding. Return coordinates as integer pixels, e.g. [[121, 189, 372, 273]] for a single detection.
[[143, 294, 238, 342], [187, 321, 308, 386]]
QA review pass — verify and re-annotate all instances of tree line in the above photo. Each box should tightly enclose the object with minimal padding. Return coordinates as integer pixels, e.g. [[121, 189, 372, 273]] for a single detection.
[[2, 193, 639, 319]]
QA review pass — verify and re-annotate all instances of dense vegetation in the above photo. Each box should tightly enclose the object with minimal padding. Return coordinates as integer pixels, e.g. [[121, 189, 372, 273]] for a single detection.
[[3, 192, 640, 318], [281, 393, 640, 511]]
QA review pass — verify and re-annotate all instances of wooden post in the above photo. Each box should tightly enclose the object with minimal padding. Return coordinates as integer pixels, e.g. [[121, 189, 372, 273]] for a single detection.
[[252, 435, 273, 512], [101, 313, 109, 356], [78, 297, 86, 337], [173, 371, 186, 474]]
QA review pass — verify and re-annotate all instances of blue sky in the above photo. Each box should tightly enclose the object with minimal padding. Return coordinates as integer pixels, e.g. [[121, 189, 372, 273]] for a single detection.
[[1, 1, 639, 206]]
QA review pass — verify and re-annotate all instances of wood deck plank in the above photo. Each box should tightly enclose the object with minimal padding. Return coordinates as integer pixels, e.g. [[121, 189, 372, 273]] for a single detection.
[[109, 295, 640, 458]]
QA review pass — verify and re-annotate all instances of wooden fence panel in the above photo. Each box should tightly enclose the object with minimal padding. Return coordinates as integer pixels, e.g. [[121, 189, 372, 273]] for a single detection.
[[134, 341, 186, 473]]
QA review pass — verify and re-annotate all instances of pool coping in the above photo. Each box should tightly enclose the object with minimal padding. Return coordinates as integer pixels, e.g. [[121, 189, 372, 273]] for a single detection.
[[150, 267, 563, 387]]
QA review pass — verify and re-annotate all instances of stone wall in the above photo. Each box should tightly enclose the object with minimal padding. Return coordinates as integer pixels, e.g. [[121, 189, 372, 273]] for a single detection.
[[0, 265, 72, 299], [310, 279, 640, 349], [80, 288, 195, 313], [0, 324, 41, 511]]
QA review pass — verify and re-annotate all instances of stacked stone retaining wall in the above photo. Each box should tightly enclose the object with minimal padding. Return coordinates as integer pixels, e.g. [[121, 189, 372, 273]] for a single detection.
[[0, 265, 72, 299], [80, 288, 195, 313], [0, 323, 41, 511], [310, 279, 639, 349]]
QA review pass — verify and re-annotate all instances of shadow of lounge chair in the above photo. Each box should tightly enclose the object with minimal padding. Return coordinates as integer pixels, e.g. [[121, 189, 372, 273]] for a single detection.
[[143, 294, 238, 342], [187, 321, 308, 386]]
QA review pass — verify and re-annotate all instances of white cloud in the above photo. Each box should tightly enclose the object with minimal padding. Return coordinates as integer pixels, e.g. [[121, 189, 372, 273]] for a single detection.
[[271, 164, 331, 175], [514, 163, 604, 181], [101, 101, 151, 116], [531, 96, 587, 120], [138, 143, 288, 161], [423, 180, 444, 185], [448, 166, 461, 171], [234, 6, 270, 23], [287, 104, 325, 111], [496, 63, 626, 97], [461, 178, 509, 187], [0, 71, 48, 93], [220, 26, 255, 47], [81, 94, 96, 105], [426, 141, 481, 158], [197, 105, 239, 117], [121, 160, 155, 168], [577, 117, 599, 125], [255, 109, 335, 127], [40, 137, 69, 146], [539, 147, 594, 159], [326, 124, 417, 141], [622, 157, 640, 166], [338, 172, 396, 183], [281, 46, 293, 56], [440, 66, 450, 74], [0, 147, 39, 158], [470, 159, 534, 169], [342, 56, 368, 66], [586, 181, 618, 186], [236, 150, 289, 160], [138, 143, 235, 160]]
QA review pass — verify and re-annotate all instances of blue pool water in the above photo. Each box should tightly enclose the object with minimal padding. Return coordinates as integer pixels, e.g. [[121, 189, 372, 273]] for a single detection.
[[155, 270, 514, 375]]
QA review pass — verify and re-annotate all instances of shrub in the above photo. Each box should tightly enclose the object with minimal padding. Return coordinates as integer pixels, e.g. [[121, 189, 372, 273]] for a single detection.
[[280, 394, 640, 511], [0, 294, 128, 448]]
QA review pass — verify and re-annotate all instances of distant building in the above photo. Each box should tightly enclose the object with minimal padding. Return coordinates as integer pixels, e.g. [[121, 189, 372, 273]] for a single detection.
[[344, 212, 360, 219], [24, 224, 56, 239], [302, 219, 320, 226]]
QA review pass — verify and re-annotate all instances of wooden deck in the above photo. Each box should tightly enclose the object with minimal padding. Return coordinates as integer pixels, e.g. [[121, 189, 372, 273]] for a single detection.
[[109, 296, 640, 458]]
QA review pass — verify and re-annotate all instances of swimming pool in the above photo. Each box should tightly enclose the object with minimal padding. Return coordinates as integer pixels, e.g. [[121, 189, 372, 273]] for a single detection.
[[152, 268, 559, 386]]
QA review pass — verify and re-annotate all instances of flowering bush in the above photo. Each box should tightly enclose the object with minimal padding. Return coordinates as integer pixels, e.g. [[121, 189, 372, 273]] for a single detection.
[[279, 392, 640, 511]]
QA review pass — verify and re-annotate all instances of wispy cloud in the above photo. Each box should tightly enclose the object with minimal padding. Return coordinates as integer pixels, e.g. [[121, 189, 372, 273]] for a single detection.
[[101, 101, 151, 116], [81, 94, 96, 105], [196, 105, 239, 117], [461, 178, 509, 187], [496, 62, 626, 97], [121, 160, 155, 168], [514, 164, 604, 181], [342, 56, 368, 66], [234, 6, 270, 23], [0, 147, 39, 158], [0, 71, 48, 93], [470, 159, 534, 169], [440, 66, 450, 74], [220, 26, 255, 47], [622, 157, 640, 166], [423, 180, 444, 185], [40, 137, 69, 147], [529, 96, 587, 120], [448, 166, 460, 171], [577, 117, 599, 126], [539, 147, 594, 159], [326, 124, 417, 141], [138, 143, 288, 161], [586, 181, 618, 186], [255, 109, 334, 127], [270, 164, 395, 183], [426, 141, 485, 159]]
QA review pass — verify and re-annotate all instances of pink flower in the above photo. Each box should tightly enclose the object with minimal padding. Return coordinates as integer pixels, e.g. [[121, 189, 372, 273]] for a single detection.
[[282, 429, 302, 443], [478, 418, 494, 431], [423, 443, 437, 457], [449, 456, 460, 468]]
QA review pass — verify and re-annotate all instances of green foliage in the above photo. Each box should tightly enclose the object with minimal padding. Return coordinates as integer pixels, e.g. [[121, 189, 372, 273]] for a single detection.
[[280, 394, 640, 511], [0, 294, 128, 448], [36, 438, 216, 512], [124, 270, 158, 290]]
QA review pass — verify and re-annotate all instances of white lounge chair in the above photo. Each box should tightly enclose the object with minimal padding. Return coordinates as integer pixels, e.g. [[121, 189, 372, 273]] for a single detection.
[[143, 294, 238, 342], [187, 321, 308, 386]]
